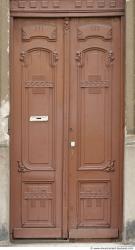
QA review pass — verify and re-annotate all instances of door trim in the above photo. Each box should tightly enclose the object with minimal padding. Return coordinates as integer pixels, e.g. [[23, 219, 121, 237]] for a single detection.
[[62, 17, 70, 238], [10, 0, 125, 18]]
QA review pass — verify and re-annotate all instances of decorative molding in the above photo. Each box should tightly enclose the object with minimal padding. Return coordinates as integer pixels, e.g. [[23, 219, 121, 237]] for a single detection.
[[106, 50, 115, 66], [22, 24, 57, 41], [17, 161, 30, 172], [79, 160, 115, 171], [51, 50, 59, 66], [29, 1, 37, 8], [10, 0, 125, 14], [86, 0, 94, 8], [20, 51, 26, 61], [79, 181, 111, 199], [25, 81, 54, 88], [64, 17, 70, 31], [75, 0, 82, 8], [52, 0, 60, 8], [80, 191, 111, 198], [97, 0, 105, 8], [78, 181, 111, 227], [104, 160, 115, 172], [110, 0, 116, 7], [75, 51, 83, 66], [24, 188, 53, 199], [41, 1, 49, 8], [76, 49, 114, 68], [20, 49, 59, 66], [18, 0, 25, 8], [77, 24, 112, 41], [80, 80, 109, 88]]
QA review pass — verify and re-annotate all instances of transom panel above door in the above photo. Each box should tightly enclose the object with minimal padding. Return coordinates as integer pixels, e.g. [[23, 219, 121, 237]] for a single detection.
[[10, 17, 124, 240]]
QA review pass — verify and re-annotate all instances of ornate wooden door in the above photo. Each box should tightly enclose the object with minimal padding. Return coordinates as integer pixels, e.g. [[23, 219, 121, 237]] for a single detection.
[[11, 17, 123, 240], [68, 17, 123, 239]]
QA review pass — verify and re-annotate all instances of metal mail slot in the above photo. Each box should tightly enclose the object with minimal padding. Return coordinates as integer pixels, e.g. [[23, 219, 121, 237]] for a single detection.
[[29, 115, 48, 122]]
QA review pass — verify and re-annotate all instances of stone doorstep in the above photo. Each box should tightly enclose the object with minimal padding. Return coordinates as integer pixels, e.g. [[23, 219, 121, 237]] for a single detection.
[[0, 241, 135, 247]]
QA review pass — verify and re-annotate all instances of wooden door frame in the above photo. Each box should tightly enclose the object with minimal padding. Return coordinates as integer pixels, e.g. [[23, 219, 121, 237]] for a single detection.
[[10, 0, 125, 240]]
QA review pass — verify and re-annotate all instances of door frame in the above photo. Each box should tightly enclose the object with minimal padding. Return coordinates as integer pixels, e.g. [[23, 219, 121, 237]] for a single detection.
[[10, 0, 125, 240]]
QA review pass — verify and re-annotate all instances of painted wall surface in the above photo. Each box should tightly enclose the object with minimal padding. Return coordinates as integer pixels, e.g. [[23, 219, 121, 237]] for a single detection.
[[0, 0, 135, 244], [0, 0, 9, 241], [123, 0, 135, 243]]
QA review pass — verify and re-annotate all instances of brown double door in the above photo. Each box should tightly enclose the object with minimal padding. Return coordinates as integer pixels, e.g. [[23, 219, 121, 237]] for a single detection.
[[11, 17, 123, 239]]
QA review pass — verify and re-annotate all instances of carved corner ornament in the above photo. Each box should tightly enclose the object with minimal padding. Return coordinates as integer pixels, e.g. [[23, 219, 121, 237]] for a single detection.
[[51, 50, 59, 66], [17, 161, 30, 173], [64, 17, 70, 31], [20, 51, 26, 62], [106, 50, 115, 67], [75, 51, 83, 66], [104, 160, 115, 172]]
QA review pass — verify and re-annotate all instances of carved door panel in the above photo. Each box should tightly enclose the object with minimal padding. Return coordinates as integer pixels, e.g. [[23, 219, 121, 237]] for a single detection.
[[68, 18, 122, 239], [11, 18, 64, 238]]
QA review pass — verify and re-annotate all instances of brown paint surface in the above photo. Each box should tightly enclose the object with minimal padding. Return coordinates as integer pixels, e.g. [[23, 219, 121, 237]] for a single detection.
[[10, 14, 124, 240]]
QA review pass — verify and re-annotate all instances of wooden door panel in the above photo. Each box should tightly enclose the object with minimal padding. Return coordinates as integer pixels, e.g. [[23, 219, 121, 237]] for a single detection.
[[68, 17, 122, 238], [22, 49, 55, 170], [11, 18, 63, 238], [79, 50, 111, 169], [78, 180, 111, 227], [22, 181, 55, 228]]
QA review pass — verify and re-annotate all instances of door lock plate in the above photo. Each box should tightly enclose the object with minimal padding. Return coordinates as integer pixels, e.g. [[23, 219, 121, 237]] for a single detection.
[[70, 141, 76, 147]]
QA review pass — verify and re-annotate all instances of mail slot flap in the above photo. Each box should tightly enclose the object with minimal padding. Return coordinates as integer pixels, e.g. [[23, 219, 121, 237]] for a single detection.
[[29, 116, 48, 122]]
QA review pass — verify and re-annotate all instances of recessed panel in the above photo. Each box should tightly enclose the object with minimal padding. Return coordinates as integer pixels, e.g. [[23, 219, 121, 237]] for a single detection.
[[79, 49, 111, 169], [22, 182, 55, 227], [22, 49, 55, 170], [78, 181, 111, 227]]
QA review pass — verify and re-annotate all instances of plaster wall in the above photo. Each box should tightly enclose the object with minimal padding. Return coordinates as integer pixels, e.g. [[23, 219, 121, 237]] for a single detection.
[[123, 0, 135, 243], [0, 0, 9, 242]]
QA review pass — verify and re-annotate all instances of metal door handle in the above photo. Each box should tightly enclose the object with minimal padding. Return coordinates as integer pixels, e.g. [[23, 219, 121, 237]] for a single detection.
[[29, 115, 48, 122]]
